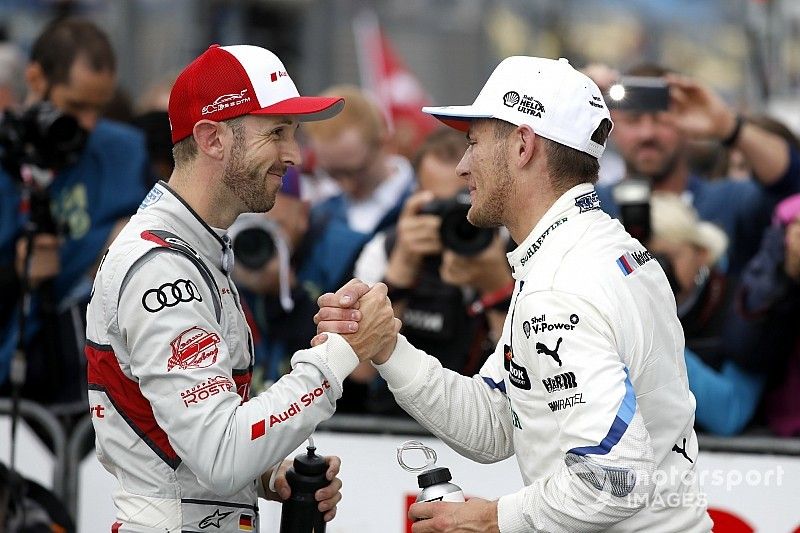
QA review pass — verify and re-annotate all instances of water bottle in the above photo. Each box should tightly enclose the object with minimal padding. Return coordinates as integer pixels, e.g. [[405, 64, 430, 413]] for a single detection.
[[416, 466, 465, 503], [279, 439, 330, 533], [397, 440, 465, 503]]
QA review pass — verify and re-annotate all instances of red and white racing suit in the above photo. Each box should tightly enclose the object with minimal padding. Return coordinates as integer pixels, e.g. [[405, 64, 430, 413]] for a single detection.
[[86, 181, 358, 532]]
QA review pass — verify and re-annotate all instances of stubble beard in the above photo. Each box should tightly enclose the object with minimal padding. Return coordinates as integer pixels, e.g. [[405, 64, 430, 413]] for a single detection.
[[467, 148, 513, 229], [222, 129, 277, 213], [629, 145, 682, 185]]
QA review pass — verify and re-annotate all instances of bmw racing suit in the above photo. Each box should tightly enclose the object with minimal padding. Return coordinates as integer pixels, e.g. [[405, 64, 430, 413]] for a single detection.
[[375, 183, 712, 532], [85, 182, 359, 532]]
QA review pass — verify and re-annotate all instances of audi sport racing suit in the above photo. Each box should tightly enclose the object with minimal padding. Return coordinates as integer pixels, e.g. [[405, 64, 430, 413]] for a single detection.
[[375, 183, 712, 532], [85, 182, 359, 532]]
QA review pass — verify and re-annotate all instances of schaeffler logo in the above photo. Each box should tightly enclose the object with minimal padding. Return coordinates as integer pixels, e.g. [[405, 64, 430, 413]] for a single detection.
[[503, 91, 520, 108], [201, 89, 251, 115]]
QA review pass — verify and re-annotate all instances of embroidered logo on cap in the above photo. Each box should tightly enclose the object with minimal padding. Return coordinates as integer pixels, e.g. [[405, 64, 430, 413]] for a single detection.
[[201, 89, 251, 115]]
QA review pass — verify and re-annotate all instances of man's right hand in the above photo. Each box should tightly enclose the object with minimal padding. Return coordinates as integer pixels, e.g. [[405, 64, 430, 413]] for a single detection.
[[385, 191, 441, 288], [312, 279, 401, 364], [15, 233, 60, 287]]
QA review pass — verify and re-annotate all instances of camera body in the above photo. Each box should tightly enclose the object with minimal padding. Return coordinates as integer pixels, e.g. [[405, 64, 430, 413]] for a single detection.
[[0, 102, 88, 237], [0, 101, 88, 179], [419, 189, 494, 256], [607, 76, 670, 112]]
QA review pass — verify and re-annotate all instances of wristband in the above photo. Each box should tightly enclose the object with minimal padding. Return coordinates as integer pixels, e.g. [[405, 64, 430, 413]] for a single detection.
[[468, 280, 515, 316], [721, 114, 745, 147]]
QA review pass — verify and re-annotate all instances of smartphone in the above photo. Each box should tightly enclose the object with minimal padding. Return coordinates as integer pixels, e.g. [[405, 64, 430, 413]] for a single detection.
[[607, 76, 670, 112]]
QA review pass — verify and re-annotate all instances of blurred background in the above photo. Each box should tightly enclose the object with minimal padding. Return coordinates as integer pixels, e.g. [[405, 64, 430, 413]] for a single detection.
[[2, 1, 800, 531], [2, 0, 800, 128]]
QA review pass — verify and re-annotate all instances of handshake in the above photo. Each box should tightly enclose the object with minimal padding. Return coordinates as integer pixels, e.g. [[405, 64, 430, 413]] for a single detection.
[[311, 279, 402, 365]]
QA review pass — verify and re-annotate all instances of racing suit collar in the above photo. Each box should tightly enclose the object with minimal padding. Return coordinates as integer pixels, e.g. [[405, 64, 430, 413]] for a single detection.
[[141, 181, 230, 273], [506, 182, 599, 280]]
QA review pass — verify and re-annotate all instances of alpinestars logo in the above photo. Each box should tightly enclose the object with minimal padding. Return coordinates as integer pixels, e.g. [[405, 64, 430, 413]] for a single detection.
[[503, 344, 531, 390], [541, 371, 578, 393]]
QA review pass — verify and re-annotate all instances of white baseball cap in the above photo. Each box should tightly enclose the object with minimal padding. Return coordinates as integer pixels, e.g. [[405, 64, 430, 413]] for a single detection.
[[422, 56, 612, 159]]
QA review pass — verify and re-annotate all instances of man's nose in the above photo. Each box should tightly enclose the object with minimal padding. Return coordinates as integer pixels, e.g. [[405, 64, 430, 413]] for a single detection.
[[636, 114, 659, 138], [455, 153, 470, 180], [282, 139, 301, 168]]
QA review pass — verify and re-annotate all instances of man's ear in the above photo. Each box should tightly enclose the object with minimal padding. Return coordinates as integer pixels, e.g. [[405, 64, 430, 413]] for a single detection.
[[515, 125, 536, 169], [25, 62, 47, 100], [193, 120, 225, 161]]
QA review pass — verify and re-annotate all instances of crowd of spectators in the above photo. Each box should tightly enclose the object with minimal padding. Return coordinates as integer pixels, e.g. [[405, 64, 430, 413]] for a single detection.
[[1, 15, 800, 447]]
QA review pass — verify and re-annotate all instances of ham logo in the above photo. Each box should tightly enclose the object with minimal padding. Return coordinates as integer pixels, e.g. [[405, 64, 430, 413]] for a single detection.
[[168, 326, 221, 371]]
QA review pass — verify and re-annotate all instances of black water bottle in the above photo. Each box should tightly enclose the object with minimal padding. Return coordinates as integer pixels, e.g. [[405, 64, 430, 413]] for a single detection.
[[279, 443, 329, 533]]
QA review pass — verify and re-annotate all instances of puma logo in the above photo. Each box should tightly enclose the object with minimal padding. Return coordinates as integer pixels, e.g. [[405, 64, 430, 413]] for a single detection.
[[672, 438, 694, 464], [536, 338, 563, 366]]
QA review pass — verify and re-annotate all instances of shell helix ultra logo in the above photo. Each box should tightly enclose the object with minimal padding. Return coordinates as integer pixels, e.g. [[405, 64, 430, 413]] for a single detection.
[[503, 91, 521, 108]]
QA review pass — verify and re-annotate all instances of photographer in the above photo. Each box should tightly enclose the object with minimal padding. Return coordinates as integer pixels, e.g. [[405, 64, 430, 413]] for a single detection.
[[585, 64, 800, 275], [0, 19, 148, 407], [351, 129, 513, 414]]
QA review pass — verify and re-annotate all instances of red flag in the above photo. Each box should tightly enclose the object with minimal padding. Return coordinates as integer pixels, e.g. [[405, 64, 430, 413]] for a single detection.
[[354, 10, 439, 157]]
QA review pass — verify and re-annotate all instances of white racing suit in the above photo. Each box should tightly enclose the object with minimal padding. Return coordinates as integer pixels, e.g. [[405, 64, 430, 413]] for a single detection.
[[85, 181, 358, 532], [376, 183, 713, 532]]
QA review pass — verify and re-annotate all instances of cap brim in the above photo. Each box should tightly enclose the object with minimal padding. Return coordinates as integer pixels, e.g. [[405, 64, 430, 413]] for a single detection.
[[251, 96, 345, 121], [422, 105, 493, 132]]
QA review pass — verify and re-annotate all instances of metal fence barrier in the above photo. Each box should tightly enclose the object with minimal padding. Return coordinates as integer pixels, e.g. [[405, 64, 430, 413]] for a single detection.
[[12, 410, 800, 525], [0, 398, 68, 500]]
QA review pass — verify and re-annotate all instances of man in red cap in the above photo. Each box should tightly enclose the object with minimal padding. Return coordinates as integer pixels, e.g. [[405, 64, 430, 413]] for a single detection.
[[84, 44, 399, 532]]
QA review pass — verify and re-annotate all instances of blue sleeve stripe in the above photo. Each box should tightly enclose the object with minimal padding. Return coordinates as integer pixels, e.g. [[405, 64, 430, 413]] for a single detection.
[[568, 369, 636, 457], [482, 376, 507, 394]]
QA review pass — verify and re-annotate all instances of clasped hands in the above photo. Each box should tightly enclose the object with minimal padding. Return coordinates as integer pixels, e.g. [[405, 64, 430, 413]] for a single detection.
[[311, 279, 401, 364]]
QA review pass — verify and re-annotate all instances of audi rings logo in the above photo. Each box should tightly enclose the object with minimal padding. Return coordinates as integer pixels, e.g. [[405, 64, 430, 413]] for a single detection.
[[142, 279, 203, 313]]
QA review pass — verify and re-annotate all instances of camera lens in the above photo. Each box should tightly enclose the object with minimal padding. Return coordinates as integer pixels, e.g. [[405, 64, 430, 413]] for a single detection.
[[439, 196, 495, 256], [233, 227, 276, 269]]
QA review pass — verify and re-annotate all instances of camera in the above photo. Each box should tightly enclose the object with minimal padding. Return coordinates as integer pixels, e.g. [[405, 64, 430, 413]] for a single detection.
[[0, 101, 88, 179], [613, 178, 651, 243], [229, 215, 283, 270], [0, 102, 88, 237], [607, 76, 670, 112], [419, 189, 495, 256]]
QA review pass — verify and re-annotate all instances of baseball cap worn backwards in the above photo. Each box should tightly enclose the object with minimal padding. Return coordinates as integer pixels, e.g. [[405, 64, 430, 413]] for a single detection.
[[168, 44, 345, 144], [422, 56, 612, 159]]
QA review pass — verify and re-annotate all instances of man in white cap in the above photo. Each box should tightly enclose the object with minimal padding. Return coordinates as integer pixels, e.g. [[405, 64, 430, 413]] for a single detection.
[[315, 57, 711, 531], [85, 44, 399, 532]]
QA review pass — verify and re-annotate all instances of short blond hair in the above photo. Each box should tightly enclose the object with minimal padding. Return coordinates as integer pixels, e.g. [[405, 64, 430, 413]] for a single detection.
[[303, 85, 385, 146], [650, 192, 728, 264]]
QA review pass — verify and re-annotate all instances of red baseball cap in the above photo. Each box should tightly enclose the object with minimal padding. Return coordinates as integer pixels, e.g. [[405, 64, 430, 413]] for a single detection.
[[168, 44, 344, 144]]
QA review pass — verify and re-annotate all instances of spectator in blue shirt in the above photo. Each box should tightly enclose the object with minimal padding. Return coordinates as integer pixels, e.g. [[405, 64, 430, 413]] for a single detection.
[[0, 18, 148, 408]]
